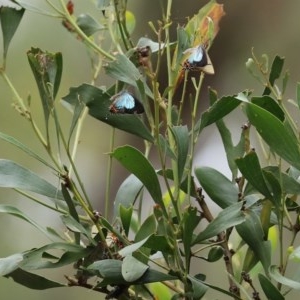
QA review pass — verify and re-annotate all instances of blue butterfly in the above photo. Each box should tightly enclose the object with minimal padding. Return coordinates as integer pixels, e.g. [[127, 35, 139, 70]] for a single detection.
[[109, 91, 144, 114], [182, 44, 214, 74]]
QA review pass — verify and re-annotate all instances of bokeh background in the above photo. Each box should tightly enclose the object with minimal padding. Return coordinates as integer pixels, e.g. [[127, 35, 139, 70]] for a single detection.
[[1, 0, 300, 299]]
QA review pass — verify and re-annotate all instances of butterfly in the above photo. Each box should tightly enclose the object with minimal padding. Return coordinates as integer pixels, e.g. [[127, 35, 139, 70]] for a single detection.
[[182, 44, 214, 74], [109, 91, 144, 114]]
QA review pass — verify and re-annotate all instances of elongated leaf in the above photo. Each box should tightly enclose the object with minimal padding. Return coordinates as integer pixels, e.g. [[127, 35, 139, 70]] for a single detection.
[[236, 210, 271, 274], [192, 202, 245, 244], [263, 55, 284, 95], [188, 275, 208, 298], [199, 95, 241, 132], [216, 118, 245, 178], [170, 125, 189, 182], [114, 174, 143, 215], [0, 253, 23, 276], [0, 6, 24, 61], [195, 166, 239, 208], [0, 205, 53, 239], [246, 103, 300, 170], [27, 48, 63, 125], [251, 96, 284, 121], [15, 0, 60, 16], [135, 215, 156, 242], [111, 146, 164, 212], [4, 268, 64, 289], [122, 255, 149, 282], [61, 184, 79, 225], [119, 236, 150, 258], [76, 13, 104, 36], [258, 273, 284, 300], [62, 84, 153, 142], [0, 159, 63, 199], [236, 151, 272, 199], [270, 265, 300, 290], [182, 206, 201, 263], [20, 242, 92, 270], [119, 205, 133, 236], [0, 132, 55, 170]]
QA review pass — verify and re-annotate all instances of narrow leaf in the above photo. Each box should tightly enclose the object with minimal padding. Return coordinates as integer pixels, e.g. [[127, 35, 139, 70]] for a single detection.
[[112, 146, 164, 212], [119, 236, 150, 257], [170, 125, 189, 182], [258, 273, 284, 300], [135, 215, 156, 242], [5, 268, 64, 289], [246, 103, 300, 170], [270, 265, 300, 290], [114, 174, 143, 215], [0, 159, 63, 199], [0, 253, 23, 276], [62, 84, 153, 142], [0, 205, 52, 239], [122, 255, 149, 282], [193, 202, 245, 244], [251, 96, 284, 121], [76, 13, 104, 36], [0, 6, 24, 61], [187, 275, 208, 299], [236, 210, 271, 274], [195, 166, 239, 208], [236, 151, 273, 199]]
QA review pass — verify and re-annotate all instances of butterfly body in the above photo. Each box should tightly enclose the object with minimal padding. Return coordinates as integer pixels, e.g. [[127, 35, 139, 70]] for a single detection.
[[109, 91, 144, 114], [182, 44, 214, 74]]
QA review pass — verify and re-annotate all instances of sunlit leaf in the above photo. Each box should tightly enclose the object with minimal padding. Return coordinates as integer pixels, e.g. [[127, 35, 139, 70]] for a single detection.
[[0, 253, 23, 276]]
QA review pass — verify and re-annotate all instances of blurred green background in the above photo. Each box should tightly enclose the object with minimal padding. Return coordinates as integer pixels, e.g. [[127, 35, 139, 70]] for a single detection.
[[1, 0, 300, 299]]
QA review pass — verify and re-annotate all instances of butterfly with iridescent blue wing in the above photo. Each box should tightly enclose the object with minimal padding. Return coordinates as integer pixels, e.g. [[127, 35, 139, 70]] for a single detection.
[[109, 90, 144, 114], [182, 44, 214, 74]]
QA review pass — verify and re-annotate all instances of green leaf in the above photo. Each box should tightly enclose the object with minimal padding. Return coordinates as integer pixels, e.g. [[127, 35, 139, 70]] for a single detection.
[[27, 48, 63, 131], [187, 275, 208, 299], [0, 205, 53, 239], [0, 6, 24, 62], [0, 253, 23, 276], [76, 14, 104, 36], [207, 246, 223, 262], [0, 159, 63, 199], [62, 84, 153, 142], [20, 242, 92, 270], [263, 55, 284, 95], [236, 151, 273, 199], [111, 146, 164, 212], [122, 255, 149, 282], [60, 215, 95, 245], [15, 0, 60, 16], [4, 269, 64, 289], [236, 210, 271, 274], [199, 95, 241, 132], [195, 166, 239, 209], [119, 236, 150, 258], [170, 125, 189, 183], [135, 215, 156, 242], [181, 206, 201, 263], [119, 205, 133, 236], [114, 174, 143, 215], [270, 265, 300, 290], [192, 202, 245, 244], [0, 132, 55, 170], [216, 118, 245, 178], [158, 134, 176, 160], [245, 103, 300, 170], [258, 273, 284, 300], [297, 82, 300, 109], [251, 96, 284, 121]]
